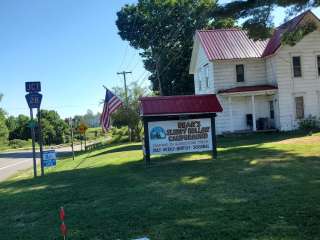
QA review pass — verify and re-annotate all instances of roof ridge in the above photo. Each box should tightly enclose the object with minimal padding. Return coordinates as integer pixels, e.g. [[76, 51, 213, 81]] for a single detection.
[[197, 28, 243, 32], [276, 10, 311, 30]]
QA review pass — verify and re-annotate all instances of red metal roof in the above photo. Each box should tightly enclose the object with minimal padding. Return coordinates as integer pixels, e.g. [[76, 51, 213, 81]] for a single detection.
[[197, 29, 269, 60], [196, 11, 318, 60], [218, 85, 278, 94], [140, 94, 223, 116], [262, 11, 311, 57]]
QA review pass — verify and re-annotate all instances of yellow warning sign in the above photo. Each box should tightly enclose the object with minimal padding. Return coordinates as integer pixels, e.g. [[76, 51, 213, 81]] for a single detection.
[[78, 123, 88, 134]]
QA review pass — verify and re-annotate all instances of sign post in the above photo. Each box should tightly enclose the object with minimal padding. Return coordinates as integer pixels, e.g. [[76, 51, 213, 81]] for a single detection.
[[25, 81, 43, 177], [78, 123, 88, 151], [68, 118, 75, 160]]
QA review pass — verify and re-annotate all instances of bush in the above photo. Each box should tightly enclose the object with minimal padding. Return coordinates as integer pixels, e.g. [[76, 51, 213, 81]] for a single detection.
[[9, 139, 29, 149], [298, 115, 320, 132], [110, 127, 130, 144]]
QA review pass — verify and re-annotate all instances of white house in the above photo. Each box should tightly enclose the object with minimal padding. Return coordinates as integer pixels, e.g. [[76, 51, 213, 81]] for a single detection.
[[189, 10, 320, 134]]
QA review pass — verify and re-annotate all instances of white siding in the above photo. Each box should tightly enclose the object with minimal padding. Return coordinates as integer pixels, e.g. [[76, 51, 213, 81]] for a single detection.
[[194, 45, 214, 95], [213, 59, 268, 92], [266, 57, 277, 85], [275, 30, 320, 131]]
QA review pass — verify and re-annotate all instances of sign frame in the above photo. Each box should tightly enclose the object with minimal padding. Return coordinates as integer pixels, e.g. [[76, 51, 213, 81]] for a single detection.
[[142, 113, 217, 165], [43, 150, 57, 168], [148, 118, 213, 155]]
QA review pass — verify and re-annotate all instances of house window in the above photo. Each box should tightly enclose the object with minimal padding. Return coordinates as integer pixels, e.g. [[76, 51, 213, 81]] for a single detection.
[[269, 101, 275, 119], [292, 56, 302, 77], [203, 64, 209, 88], [236, 64, 245, 82], [317, 55, 320, 77], [295, 96, 304, 120]]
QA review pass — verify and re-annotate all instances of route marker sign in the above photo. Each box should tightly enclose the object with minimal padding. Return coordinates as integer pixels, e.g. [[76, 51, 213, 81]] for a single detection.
[[25, 81, 41, 93], [43, 150, 57, 168], [25, 92, 43, 109]]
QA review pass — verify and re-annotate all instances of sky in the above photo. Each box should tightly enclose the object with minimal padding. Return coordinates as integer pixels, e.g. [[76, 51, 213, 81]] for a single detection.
[[0, 0, 319, 118]]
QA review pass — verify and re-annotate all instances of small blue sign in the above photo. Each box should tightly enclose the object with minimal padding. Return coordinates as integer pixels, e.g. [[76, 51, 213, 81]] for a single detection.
[[25, 82, 41, 93], [43, 150, 57, 168], [25, 93, 42, 109]]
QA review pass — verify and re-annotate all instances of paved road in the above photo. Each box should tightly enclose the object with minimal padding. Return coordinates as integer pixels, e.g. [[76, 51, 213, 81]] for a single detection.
[[0, 144, 82, 182]]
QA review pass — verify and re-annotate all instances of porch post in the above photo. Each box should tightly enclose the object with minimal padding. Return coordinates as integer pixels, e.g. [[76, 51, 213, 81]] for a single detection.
[[251, 95, 257, 131], [228, 96, 234, 132]]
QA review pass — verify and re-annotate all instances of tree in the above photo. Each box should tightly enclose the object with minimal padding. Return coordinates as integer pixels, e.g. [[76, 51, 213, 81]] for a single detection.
[[39, 110, 69, 145], [0, 94, 9, 144], [6, 115, 31, 140], [215, 0, 319, 40], [111, 82, 150, 141], [116, 0, 234, 96]]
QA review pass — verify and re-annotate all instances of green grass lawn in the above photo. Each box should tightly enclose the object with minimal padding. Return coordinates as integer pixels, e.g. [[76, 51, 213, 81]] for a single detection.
[[1, 132, 320, 239]]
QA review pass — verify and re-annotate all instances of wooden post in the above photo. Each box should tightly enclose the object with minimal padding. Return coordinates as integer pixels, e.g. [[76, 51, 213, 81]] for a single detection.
[[211, 114, 217, 160], [143, 118, 150, 165]]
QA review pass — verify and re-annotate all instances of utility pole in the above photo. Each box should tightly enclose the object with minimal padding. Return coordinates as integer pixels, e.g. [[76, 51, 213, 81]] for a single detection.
[[117, 71, 131, 106], [117, 71, 132, 141]]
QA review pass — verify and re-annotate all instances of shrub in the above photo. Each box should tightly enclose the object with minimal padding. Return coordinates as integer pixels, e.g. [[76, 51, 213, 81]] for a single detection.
[[110, 127, 129, 144], [9, 139, 29, 149], [298, 115, 320, 132]]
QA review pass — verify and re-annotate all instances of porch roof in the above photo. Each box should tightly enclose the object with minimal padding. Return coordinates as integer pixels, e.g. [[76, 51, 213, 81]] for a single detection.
[[218, 85, 278, 95]]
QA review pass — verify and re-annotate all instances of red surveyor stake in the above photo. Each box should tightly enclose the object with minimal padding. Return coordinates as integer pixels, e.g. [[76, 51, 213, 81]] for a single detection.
[[59, 207, 67, 239], [60, 207, 65, 221], [60, 222, 67, 236]]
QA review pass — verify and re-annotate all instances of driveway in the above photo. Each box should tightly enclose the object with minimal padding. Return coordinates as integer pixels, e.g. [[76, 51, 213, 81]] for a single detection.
[[0, 144, 83, 182]]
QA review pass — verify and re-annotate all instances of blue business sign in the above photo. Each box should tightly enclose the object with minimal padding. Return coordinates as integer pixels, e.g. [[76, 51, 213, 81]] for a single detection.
[[43, 150, 57, 167], [25, 92, 42, 109], [25, 82, 41, 93]]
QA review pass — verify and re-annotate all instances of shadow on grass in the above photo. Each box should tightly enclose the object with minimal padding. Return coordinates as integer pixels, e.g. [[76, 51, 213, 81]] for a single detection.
[[88, 144, 142, 158], [217, 130, 312, 148], [0, 134, 320, 239]]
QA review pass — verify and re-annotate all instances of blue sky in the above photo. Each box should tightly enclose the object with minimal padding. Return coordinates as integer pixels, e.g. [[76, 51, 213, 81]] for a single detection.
[[0, 0, 319, 118]]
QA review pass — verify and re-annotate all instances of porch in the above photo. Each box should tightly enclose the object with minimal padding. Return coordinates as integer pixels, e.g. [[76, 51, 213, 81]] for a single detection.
[[218, 85, 279, 133]]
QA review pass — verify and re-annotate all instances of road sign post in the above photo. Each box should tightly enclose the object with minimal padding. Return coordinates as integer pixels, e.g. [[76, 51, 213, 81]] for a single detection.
[[29, 108, 37, 177], [37, 109, 44, 176], [25, 81, 43, 178], [78, 123, 88, 152]]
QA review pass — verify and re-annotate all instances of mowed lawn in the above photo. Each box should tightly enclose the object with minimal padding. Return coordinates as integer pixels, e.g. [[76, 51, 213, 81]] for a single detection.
[[1, 132, 320, 240]]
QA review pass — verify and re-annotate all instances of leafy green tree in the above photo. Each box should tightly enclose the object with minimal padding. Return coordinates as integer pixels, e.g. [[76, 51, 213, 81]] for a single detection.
[[0, 94, 9, 144], [215, 0, 319, 40], [39, 110, 69, 145], [111, 82, 150, 141], [116, 0, 234, 96], [6, 115, 31, 140]]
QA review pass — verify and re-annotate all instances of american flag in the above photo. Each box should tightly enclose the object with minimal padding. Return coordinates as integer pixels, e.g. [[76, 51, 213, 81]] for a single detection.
[[101, 88, 123, 132]]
